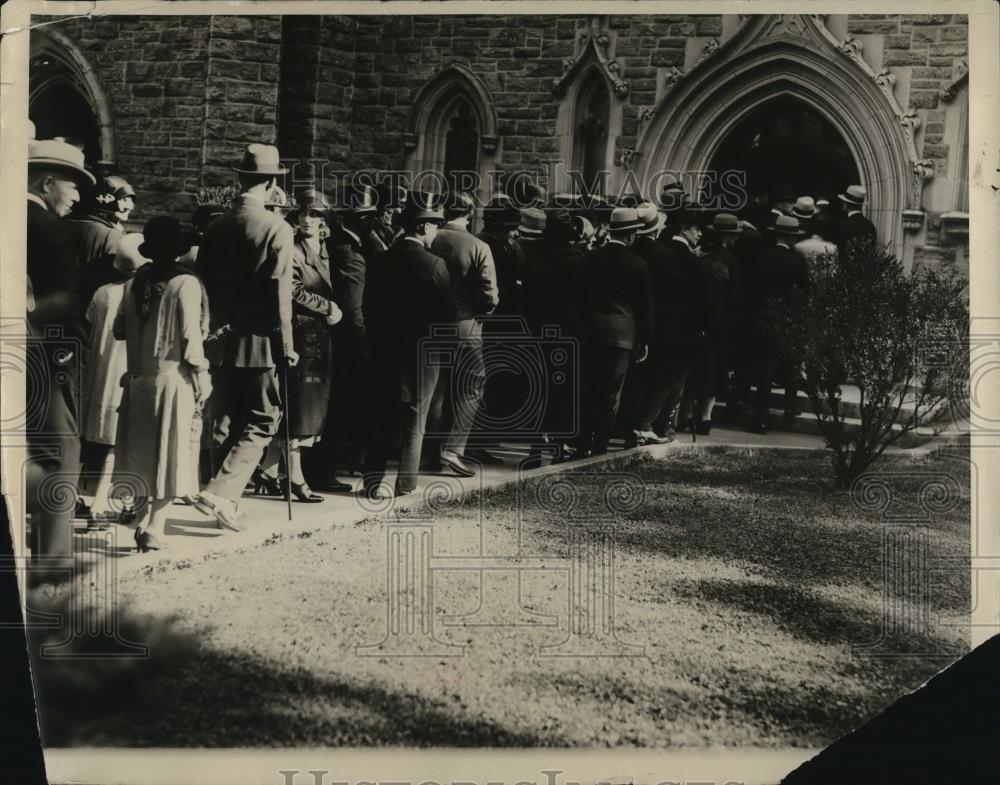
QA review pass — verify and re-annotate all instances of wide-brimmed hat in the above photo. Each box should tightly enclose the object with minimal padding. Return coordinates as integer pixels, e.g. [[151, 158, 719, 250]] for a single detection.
[[771, 214, 806, 236], [139, 216, 190, 260], [658, 174, 685, 208], [232, 143, 288, 176], [518, 207, 546, 237], [113, 233, 151, 275], [815, 198, 831, 209], [28, 139, 96, 187], [636, 203, 662, 235], [400, 190, 444, 222], [838, 184, 867, 207], [706, 212, 741, 234], [296, 188, 331, 213], [772, 183, 795, 202], [483, 194, 520, 228], [608, 207, 642, 233], [791, 196, 817, 221]]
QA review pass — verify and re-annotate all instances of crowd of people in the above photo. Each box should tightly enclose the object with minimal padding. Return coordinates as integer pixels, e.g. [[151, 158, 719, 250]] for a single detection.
[[25, 136, 878, 566]]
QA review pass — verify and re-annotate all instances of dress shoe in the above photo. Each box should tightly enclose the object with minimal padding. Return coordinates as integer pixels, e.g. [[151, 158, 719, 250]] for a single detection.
[[439, 450, 476, 477], [313, 477, 353, 493], [136, 530, 168, 553], [695, 420, 713, 436], [251, 468, 284, 497], [288, 481, 324, 503], [749, 422, 768, 435], [192, 492, 245, 532]]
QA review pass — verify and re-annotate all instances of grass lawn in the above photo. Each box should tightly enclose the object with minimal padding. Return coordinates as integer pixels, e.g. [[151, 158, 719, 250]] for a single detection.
[[29, 447, 970, 748]]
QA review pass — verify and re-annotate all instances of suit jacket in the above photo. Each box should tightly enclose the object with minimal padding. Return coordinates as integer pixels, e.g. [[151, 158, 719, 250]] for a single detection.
[[27, 199, 83, 345], [757, 242, 810, 309], [431, 223, 499, 321], [580, 240, 652, 351], [660, 237, 707, 351], [364, 238, 457, 400], [327, 225, 367, 350], [478, 228, 525, 318], [632, 235, 681, 349], [836, 211, 877, 253], [195, 193, 295, 368], [521, 240, 585, 339]]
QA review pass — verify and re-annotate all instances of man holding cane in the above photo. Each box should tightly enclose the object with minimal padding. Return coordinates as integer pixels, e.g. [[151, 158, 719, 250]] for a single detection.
[[194, 144, 298, 530]]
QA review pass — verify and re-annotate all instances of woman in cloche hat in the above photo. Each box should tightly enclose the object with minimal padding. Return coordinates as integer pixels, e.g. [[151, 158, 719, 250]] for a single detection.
[[113, 217, 211, 552]]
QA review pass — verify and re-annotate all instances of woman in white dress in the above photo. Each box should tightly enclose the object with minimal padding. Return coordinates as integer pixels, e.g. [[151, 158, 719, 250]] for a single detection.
[[113, 217, 212, 552], [79, 233, 148, 523]]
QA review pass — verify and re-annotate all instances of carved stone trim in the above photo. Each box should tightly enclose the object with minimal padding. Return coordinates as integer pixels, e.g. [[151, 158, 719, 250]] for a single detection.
[[553, 20, 629, 99], [940, 211, 969, 239], [902, 209, 925, 233], [402, 132, 418, 152], [481, 135, 498, 154], [940, 59, 969, 103]]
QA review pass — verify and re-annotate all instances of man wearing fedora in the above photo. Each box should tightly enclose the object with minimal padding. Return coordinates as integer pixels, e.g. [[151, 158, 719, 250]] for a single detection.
[[620, 203, 674, 447], [312, 183, 376, 490], [749, 214, 811, 434], [653, 207, 706, 438], [193, 144, 298, 530], [362, 191, 456, 498], [835, 184, 877, 253], [365, 181, 406, 258], [426, 191, 499, 476], [575, 206, 652, 457], [25, 138, 96, 573]]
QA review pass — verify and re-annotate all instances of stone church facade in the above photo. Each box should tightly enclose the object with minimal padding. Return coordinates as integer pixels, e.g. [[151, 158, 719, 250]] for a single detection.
[[30, 13, 969, 275]]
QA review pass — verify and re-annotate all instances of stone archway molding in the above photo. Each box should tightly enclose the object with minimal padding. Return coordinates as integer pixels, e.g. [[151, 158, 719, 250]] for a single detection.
[[403, 63, 499, 158], [30, 28, 117, 164], [636, 14, 928, 251]]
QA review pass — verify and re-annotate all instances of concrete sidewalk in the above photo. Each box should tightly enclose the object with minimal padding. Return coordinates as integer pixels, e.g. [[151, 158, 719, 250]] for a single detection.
[[68, 424, 932, 582]]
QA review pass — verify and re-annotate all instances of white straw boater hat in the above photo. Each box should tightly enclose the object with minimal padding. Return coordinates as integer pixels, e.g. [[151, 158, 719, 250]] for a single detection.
[[28, 139, 96, 187]]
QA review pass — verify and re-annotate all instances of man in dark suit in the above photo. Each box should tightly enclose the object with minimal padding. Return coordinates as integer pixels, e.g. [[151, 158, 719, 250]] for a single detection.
[[194, 144, 298, 530], [653, 207, 706, 438], [575, 207, 652, 456], [621, 204, 676, 446], [750, 214, 811, 434], [363, 192, 456, 498], [835, 184, 878, 254], [25, 139, 95, 576]]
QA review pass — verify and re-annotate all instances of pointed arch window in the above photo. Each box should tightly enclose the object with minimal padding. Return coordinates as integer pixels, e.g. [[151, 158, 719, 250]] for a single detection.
[[574, 71, 610, 194], [443, 98, 480, 183]]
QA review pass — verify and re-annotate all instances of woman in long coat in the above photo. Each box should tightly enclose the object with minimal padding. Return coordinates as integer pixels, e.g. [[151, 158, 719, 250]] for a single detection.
[[114, 217, 211, 552], [79, 233, 148, 523], [256, 190, 342, 501]]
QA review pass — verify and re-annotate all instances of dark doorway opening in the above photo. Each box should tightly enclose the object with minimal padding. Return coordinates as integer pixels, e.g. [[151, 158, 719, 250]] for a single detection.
[[708, 94, 860, 220], [30, 74, 102, 167]]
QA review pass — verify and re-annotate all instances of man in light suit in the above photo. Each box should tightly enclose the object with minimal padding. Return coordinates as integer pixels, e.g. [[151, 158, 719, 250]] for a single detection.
[[194, 144, 298, 529], [427, 191, 499, 476], [25, 139, 95, 578], [363, 191, 456, 498]]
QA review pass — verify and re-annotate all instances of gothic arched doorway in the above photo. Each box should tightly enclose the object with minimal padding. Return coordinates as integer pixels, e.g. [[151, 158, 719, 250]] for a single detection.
[[29, 29, 117, 167], [709, 94, 861, 213]]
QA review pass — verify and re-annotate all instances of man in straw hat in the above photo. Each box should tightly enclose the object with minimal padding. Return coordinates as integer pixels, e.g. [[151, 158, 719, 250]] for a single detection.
[[362, 190, 456, 499], [426, 190, 499, 476], [749, 214, 810, 435], [835, 183, 877, 252], [620, 203, 675, 447], [575, 206, 652, 457], [25, 138, 96, 576], [193, 144, 298, 530]]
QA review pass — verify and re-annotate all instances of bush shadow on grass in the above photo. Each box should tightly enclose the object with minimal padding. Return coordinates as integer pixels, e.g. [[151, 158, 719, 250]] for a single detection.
[[27, 596, 552, 748]]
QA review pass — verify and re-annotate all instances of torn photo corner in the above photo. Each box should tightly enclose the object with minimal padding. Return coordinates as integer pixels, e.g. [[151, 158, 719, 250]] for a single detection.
[[1, 1, 998, 784]]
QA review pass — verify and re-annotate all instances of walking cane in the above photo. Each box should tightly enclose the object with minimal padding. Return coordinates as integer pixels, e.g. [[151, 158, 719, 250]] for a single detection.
[[688, 359, 697, 445], [281, 360, 293, 522]]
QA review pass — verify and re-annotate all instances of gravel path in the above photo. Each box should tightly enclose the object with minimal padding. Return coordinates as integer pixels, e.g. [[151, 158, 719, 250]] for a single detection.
[[29, 448, 970, 748]]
